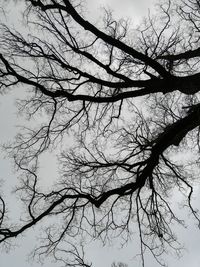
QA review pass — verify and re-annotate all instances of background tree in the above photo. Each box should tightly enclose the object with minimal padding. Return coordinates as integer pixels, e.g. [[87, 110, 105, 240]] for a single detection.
[[0, 0, 200, 266]]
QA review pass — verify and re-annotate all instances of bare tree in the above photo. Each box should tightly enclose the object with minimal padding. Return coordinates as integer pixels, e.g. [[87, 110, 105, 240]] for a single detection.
[[0, 0, 200, 266]]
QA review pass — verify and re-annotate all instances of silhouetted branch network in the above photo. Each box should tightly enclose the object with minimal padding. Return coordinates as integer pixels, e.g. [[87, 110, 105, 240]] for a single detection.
[[0, 0, 200, 266]]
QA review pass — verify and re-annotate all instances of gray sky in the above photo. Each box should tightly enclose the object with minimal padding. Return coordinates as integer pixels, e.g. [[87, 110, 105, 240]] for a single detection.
[[0, 0, 200, 267], [86, 0, 155, 20]]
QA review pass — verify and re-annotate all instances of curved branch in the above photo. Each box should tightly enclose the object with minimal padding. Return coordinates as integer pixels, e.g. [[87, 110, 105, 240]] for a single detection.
[[28, 0, 170, 78], [1, 103, 200, 241]]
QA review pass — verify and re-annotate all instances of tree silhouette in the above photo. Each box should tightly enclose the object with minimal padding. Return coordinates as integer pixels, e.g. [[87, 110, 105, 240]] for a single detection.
[[0, 0, 200, 266]]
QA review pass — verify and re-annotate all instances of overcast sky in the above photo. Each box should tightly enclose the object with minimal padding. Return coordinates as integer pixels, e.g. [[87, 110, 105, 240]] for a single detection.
[[86, 0, 155, 20], [0, 1, 200, 267]]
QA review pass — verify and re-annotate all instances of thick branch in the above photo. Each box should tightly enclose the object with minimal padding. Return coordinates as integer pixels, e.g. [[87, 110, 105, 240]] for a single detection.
[[1, 54, 200, 103], [158, 47, 200, 61], [28, 0, 170, 78], [1, 104, 200, 241]]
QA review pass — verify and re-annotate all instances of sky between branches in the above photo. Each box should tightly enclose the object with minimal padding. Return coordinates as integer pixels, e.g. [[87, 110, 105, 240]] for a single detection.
[[0, 1, 200, 267]]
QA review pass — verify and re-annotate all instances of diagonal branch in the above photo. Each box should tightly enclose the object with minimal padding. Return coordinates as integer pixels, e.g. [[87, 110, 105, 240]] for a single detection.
[[27, 0, 170, 78], [1, 103, 200, 241], [158, 47, 200, 61]]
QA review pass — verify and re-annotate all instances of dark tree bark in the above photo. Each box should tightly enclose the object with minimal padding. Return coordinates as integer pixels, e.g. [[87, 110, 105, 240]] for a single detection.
[[0, 0, 200, 266]]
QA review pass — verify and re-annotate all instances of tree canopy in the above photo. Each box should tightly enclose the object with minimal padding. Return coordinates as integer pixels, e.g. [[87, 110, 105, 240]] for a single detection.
[[0, 0, 200, 266]]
